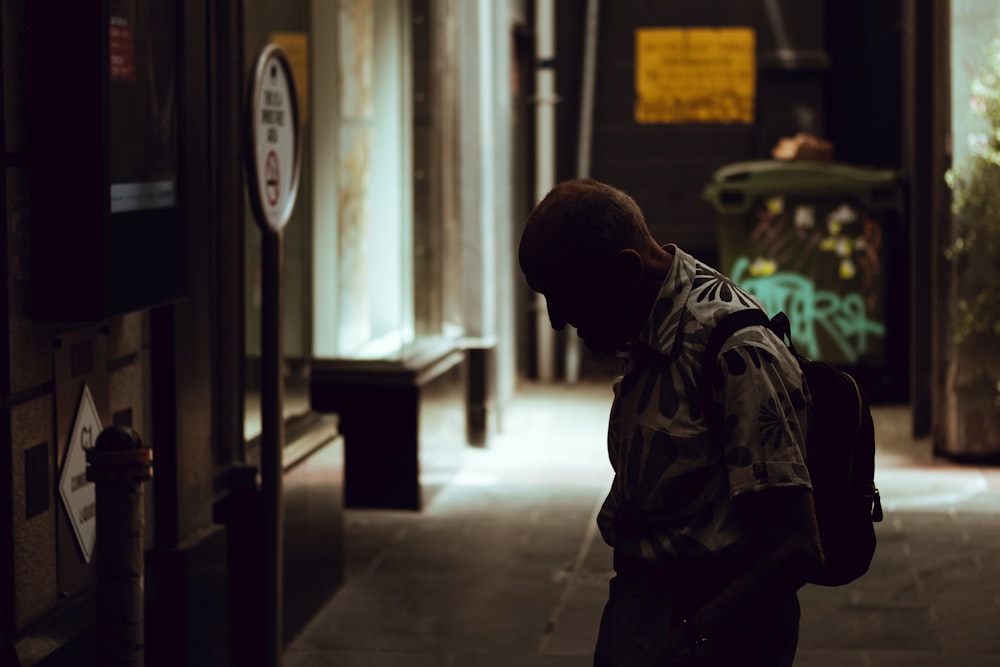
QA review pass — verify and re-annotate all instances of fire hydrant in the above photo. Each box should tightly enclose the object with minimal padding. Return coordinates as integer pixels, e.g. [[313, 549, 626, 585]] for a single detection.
[[86, 425, 154, 666]]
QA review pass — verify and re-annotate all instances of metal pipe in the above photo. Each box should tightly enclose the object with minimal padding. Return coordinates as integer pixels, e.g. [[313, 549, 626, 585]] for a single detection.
[[576, 0, 599, 181], [534, 0, 557, 382], [565, 0, 601, 385], [86, 426, 154, 666]]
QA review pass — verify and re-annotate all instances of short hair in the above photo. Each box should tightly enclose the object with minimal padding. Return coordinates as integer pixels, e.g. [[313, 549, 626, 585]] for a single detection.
[[518, 179, 656, 287]]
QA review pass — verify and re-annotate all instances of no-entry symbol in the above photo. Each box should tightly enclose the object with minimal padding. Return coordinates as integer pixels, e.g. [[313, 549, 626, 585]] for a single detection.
[[265, 151, 280, 206]]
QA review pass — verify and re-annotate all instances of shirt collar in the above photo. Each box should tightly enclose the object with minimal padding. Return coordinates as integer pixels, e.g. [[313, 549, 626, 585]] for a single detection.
[[633, 244, 696, 359]]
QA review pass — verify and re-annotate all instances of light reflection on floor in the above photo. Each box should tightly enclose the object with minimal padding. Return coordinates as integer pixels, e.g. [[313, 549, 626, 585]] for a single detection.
[[245, 377, 1000, 514], [870, 404, 1000, 512], [443, 382, 1000, 515]]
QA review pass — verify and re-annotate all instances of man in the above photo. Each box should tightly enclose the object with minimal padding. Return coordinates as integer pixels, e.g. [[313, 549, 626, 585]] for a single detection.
[[519, 179, 824, 666]]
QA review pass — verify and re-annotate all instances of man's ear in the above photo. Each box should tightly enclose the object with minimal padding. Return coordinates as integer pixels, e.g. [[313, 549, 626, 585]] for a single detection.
[[611, 248, 644, 287]]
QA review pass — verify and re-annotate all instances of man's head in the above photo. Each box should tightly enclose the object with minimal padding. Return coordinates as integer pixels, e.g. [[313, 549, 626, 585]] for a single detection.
[[518, 179, 665, 354]]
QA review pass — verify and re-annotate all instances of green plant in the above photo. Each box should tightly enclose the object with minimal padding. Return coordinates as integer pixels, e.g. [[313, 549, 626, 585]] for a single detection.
[[945, 33, 1000, 405]]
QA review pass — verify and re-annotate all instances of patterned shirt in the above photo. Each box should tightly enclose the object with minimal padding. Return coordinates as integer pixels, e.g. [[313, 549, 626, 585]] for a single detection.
[[597, 245, 812, 563]]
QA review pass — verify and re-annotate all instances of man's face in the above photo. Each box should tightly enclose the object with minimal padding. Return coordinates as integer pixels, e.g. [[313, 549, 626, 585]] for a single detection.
[[534, 261, 636, 355]]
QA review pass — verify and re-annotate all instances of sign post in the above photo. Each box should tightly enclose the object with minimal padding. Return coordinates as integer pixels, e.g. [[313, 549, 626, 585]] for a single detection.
[[244, 44, 301, 667]]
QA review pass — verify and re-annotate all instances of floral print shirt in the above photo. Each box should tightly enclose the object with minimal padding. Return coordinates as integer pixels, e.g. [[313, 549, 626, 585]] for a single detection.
[[597, 245, 813, 563]]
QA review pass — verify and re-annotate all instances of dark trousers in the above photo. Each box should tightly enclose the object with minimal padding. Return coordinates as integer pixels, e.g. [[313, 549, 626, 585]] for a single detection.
[[593, 554, 800, 666]]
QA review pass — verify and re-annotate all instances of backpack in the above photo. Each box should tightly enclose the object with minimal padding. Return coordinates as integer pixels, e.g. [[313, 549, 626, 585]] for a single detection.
[[701, 309, 884, 587]]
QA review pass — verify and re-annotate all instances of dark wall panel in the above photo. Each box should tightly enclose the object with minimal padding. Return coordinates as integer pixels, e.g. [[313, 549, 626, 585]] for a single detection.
[[825, 1, 903, 168]]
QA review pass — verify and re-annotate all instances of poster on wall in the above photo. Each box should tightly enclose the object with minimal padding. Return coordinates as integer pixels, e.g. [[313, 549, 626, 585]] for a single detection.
[[108, 0, 178, 214], [635, 27, 755, 124]]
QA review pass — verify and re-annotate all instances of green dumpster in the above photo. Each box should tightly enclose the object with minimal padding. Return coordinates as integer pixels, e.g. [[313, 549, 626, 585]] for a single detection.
[[703, 160, 906, 402]]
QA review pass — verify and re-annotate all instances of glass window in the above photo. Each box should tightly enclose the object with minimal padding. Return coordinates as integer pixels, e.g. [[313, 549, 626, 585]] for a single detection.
[[244, 0, 465, 442], [313, 0, 461, 363]]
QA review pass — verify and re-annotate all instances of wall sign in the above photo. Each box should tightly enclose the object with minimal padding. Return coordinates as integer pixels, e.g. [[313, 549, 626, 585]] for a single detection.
[[109, 14, 136, 83], [245, 44, 302, 233], [635, 27, 755, 124], [58, 384, 101, 564]]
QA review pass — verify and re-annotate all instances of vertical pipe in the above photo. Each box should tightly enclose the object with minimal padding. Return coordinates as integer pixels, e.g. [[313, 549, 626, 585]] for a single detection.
[[575, 0, 599, 181], [261, 230, 285, 666], [534, 0, 557, 382], [565, 0, 600, 385], [87, 426, 153, 667]]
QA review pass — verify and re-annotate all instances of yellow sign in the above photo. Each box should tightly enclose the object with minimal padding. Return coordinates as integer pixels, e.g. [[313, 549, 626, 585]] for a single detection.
[[635, 27, 755, 124], [270, 32, 309, 123]]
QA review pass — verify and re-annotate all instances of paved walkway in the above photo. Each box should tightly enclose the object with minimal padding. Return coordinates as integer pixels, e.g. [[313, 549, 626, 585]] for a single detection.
[[286, 380, 1000, 666]]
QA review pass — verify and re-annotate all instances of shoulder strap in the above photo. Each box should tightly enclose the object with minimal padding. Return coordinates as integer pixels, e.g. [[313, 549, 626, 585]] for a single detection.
[[699, 309, 773, 427], [767, 311, 800, 357]]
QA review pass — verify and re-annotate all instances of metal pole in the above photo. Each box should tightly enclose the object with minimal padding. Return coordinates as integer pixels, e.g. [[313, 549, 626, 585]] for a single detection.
[[86, 425, 154, 667], [534, 0, 557, 382], [245, 43, 297, 665], [261, 229, 285, 666], [565, 0, 601, 385], [246, 44, 298, 666], [575, 0, 599, 183]]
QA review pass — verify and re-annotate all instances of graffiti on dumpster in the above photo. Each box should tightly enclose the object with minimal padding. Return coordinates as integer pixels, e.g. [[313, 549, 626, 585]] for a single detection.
[[726, 197, 887, 364], [730, 256, 885, 363]]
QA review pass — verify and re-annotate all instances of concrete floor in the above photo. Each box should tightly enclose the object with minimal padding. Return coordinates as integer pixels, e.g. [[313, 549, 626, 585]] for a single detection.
[[285, 380, 1000, 666]]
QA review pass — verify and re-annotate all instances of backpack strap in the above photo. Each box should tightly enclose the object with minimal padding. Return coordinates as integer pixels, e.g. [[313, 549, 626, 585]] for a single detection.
[[700, 309, 773, 427], [768, 311, 800, 358]]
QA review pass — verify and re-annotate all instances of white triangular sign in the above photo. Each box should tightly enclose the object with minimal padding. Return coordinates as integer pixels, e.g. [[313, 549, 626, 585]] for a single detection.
[[58, 384, 100, 563]]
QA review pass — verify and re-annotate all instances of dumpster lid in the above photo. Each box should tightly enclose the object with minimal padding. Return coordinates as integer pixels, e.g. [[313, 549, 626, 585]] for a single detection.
[[703, 159, 904, 213], [710, 159, 900, 188]]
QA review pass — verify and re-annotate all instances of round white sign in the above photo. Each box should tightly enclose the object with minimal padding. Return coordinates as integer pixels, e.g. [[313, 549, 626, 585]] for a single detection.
[[246, 45, 301, 232]]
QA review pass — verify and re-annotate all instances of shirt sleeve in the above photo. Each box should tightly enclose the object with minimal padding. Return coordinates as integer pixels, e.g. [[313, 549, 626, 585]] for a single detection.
[[714, 337, 813, 497]]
